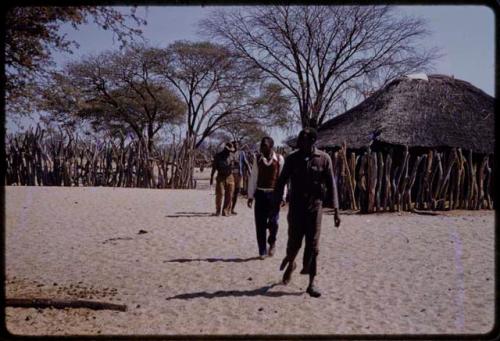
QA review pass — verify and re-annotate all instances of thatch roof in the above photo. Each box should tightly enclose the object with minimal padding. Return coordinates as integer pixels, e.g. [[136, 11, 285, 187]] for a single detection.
[[313, 74, 495, 154]]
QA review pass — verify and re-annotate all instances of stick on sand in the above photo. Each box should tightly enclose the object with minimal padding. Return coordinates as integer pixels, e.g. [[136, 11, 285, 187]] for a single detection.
[[6, 298, 127, 312]]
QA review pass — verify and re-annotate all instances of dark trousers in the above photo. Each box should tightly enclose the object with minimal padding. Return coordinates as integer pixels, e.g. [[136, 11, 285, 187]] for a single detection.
[[285, 200, 323, 276], [254, 190, 280, 256]]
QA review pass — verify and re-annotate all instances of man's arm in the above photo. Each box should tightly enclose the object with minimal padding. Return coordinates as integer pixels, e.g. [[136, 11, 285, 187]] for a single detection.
[[273, 155, 292, 211], [247, 156, 259, 200], [324, 154, 339, 209], [278, 154, 287, 202], [240, 151, 251, 175], [210, 157, 217, 186]]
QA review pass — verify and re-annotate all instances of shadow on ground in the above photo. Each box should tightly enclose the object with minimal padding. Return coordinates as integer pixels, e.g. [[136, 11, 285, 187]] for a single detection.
[[164, 257, 261, 263], [165, 212, 214, 218], [165, 283, 303, 300]]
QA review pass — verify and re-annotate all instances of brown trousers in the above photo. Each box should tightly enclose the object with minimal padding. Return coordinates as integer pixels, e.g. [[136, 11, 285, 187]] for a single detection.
[[285, 200, 323, 276], [215, 174, 235, 215], [231, 173, 242, 211]]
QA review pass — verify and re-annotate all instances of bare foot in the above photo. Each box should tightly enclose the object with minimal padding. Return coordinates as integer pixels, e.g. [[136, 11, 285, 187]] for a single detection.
[[306, 284, 321, 298], [268, 244, 275, 257]]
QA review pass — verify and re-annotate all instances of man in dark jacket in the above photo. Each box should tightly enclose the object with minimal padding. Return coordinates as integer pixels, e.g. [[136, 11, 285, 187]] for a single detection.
[[210, 142, 236, 216], [273, 128, 341, 297]]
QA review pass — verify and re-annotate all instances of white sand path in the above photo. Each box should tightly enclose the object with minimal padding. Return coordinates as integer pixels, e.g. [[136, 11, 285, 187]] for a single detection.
[[5, 186, 494, 336]]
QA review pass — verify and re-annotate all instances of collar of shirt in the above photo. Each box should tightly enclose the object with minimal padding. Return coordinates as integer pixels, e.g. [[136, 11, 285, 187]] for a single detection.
[[299, 147, 320, 160], [260, 151, 278, 164]]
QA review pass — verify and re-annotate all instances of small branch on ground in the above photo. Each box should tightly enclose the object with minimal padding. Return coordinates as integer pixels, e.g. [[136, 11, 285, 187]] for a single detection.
[[6, 298, 127, 311]]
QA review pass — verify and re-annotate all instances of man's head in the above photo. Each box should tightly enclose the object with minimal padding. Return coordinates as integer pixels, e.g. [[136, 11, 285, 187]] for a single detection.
[[223, 142, 236, 154], [297, 127, 317, 153], [232, 140, 240, 150], [260, 136, 274, 156]]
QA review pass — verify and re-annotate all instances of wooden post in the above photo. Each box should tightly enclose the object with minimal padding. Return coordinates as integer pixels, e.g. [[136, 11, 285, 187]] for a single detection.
[[367, 151, 377, 213], [485, 157, 493, 209], [405, 155, 423, 211], [395, 146, 410, 212], [466, 150, 477, 209], [375, 151, 384, 212], [358, 152, 369, 213], [437, 149, 457, 210], [475, 156, 485, 209], [340, 142, 357, 211], [416, 150, 432, 210], [382, 153, 392, 211], [454, 149, 464, 209], [431, 152, 443, 210]]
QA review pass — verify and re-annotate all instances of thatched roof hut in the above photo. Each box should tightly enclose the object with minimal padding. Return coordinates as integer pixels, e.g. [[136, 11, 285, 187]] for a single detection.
[[283, 74, 494, 212], [315, 74, 494, 155]]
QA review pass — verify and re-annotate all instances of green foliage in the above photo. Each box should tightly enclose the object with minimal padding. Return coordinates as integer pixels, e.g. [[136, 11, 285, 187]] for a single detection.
[[39, 43, 185, 151], [212, 119, 268, 148], [5, 6, 146, 115], [153, 40, 275, 148], [254, 83, 292, 128]]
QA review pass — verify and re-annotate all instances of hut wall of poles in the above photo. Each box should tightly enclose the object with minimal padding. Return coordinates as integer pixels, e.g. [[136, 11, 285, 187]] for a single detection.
[[329, 141, 494, 213], [6, 127, 493, 212], [4, 126, 202, 189]]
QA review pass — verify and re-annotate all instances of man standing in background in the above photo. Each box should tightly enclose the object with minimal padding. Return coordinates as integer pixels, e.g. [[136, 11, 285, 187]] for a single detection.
[[229, 140, 251, 215], [247, 137, 286, 259], [210, 142, 236, 216], [273, 128, 341, 297]]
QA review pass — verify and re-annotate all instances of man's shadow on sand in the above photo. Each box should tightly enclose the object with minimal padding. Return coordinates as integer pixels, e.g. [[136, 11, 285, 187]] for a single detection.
[[165, 283, 303, 300], [164, 257, 261, 263]]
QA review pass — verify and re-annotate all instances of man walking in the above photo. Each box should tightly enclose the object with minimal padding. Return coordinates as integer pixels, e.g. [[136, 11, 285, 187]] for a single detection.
[[273, 128, 341, 297], [247, 137, 286, 259], [229, 141, 251, 215], [210, 142, 236, 216]]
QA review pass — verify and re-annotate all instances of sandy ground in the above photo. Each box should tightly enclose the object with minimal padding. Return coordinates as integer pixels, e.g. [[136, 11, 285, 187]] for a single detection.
[[5, 175, 495, 336]]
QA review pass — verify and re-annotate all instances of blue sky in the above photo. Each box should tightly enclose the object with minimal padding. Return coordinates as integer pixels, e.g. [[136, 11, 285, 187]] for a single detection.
[[9, 5, 495, 141], [53, 5, 495, 96], [398, 5, 494, 96]]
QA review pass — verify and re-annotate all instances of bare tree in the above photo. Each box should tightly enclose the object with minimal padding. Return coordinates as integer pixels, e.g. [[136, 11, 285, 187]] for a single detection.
[[39, 44, 186, 154], [201, 5, 440, 128]]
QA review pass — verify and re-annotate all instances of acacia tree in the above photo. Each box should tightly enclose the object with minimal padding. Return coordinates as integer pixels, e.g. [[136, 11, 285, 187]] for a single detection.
[[154, 42, 291, 146], [39, 44, 186, 154], [201, 5, 440, 128], [5, 6, 146, 115], [216, 82, 292, 146], [150, 41, 290, 187], [152, 42, 255, 148], [213, 119, 268, 147]]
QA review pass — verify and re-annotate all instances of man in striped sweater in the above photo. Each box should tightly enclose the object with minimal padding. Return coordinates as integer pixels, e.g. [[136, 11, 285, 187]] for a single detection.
[[247, 137, 286, 259]]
